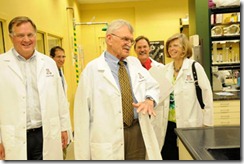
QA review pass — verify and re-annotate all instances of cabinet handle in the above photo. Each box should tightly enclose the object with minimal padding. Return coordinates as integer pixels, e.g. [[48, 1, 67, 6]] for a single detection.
[[219, 103, 229, 106], [220, 121, 230, 124], [220, 109, 229, 112], [220, 115, 230, 118]]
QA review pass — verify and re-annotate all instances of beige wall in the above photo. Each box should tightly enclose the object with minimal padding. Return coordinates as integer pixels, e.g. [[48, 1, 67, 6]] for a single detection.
[[0, 0, 189, 129]]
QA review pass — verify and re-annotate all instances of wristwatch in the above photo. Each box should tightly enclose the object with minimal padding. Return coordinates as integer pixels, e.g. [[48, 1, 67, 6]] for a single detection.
[[146, 96, 155, 106]]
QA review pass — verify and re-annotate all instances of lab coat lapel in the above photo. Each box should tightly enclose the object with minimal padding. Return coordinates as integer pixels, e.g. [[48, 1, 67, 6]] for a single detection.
[[176, 58, 190, 82], [127, 61, 144, 95], [165, 62, 174, 82], [5, 54, 24, 82], [97, 57, 120, 92], [127, 62, 137, 91], [36, 53, 47, 112], [36, 53, 45, 79], [173, 58, 189, 82]]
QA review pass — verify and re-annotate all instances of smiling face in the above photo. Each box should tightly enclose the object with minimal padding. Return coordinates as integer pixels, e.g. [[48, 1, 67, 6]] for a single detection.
[[53, 49, 66, 68], [167, 39, 184, 60], [106, 25, 134, 60], [9, 22, 36, 59], [134, 39, 151, 65]]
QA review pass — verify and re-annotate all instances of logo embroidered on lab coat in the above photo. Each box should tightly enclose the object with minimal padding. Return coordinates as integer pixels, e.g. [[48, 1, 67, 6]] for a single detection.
[[185, 74, 194, 83], [138, 73, 144, 79], [46, 68, 54, 77], [138, 73, 145, 82]]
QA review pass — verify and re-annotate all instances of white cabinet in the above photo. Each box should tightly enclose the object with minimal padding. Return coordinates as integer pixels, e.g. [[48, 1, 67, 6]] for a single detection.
[[213, 100, 240, 126]]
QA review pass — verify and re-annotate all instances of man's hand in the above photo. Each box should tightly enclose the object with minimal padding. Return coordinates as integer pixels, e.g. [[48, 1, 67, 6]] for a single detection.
[[61, 131, 68, 149], [133, 99, 156, 117], [0, 143, 5, 160]]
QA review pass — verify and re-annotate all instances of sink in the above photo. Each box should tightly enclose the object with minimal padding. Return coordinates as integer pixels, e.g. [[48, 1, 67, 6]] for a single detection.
[[206, 147, 240, 160]]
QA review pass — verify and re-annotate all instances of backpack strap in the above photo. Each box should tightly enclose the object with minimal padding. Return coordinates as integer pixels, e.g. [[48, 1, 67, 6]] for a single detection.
[[192, 61, 205, 109], [192, 61, 199, 86]]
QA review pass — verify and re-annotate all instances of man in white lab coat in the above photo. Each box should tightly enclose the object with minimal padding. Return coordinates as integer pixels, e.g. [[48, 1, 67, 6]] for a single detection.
[[0, 16, 72, 160], [134, 35, 164, 71], [50, 45, 71, 159], [50, 46, 68, 95], [74, 19, 162, 160]]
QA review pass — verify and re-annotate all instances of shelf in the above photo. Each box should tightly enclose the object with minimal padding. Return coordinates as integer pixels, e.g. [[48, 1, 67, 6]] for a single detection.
[[211, 35, 240, 41], [212, 62, 240, 66], [209, 5, 240, 92], [210, 6, 240, 14], [211, 64, 240, 70], [211, 22, 240, 27]]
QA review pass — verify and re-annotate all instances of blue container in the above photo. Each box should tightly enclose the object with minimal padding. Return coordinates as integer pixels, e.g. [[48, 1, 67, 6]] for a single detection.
[[237, 77, 240, 87]]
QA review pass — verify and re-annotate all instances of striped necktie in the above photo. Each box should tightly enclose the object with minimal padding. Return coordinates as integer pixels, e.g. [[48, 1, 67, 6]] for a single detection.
[[118, 61, 134, 126]]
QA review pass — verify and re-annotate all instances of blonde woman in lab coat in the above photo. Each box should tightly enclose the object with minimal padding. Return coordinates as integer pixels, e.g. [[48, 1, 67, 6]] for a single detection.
[[160, 33, 213, 160]]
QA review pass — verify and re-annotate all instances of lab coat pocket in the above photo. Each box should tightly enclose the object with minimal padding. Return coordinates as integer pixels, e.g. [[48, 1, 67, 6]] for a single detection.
[[90, 143, 113, 160], [133, 72, 146, 96], [1, 125, 15, 152], [182, 81, 195, 98], [50, 117, 60, 140]]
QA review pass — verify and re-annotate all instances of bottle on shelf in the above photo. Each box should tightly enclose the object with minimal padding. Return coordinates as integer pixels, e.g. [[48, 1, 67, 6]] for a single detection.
[[216, 51, 223, 63], [230, 13, 238, 22], [225, 47, 229, 62], [222, 43, 226, 62], [212, 42, 217, 63]]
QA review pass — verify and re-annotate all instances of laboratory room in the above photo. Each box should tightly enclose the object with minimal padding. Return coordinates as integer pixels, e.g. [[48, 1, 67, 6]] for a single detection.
[[0, 0, 240, 161]]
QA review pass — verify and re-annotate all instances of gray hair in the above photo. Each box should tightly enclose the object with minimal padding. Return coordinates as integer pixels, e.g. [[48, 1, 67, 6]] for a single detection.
[[106, 19, 134, 35]]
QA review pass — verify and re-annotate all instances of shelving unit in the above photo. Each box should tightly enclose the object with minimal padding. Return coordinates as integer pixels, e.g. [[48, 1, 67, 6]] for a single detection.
[[209, 6, 240, 91]]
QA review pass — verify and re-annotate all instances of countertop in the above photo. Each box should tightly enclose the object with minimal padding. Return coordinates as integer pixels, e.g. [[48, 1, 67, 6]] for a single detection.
[[175, 126, 240, 160], [213, 91, 240, 100]]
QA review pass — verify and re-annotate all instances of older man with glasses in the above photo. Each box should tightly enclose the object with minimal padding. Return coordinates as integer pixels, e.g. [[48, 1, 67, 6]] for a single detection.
[[74, 19, 162, 160]]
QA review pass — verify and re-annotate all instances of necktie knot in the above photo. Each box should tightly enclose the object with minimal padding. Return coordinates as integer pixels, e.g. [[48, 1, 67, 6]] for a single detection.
[[118, 61, 125, 67]]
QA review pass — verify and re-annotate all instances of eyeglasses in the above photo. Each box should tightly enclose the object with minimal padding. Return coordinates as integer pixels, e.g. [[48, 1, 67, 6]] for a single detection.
[[111, 33, 135, 44], [11, 33, 36, 39]]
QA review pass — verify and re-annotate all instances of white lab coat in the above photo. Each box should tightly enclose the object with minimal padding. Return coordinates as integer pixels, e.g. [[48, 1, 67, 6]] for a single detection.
[[160, 58, 213, 146], [148, 62, 168, 152], [74, 53, 162, 160], [60, 69, 68, 96], [60, 69, 73, 143], [150, 57, 164, 69], [0, 49, 72, 160]]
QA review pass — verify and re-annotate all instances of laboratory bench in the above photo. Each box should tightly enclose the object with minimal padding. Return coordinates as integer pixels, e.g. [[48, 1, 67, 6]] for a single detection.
[[213, 90, 240, 100], [175, 126, 240, 160]]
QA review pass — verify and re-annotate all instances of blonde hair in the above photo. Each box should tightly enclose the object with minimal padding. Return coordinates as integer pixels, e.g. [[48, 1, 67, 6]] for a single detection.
[[165, 33, 192, 58]]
